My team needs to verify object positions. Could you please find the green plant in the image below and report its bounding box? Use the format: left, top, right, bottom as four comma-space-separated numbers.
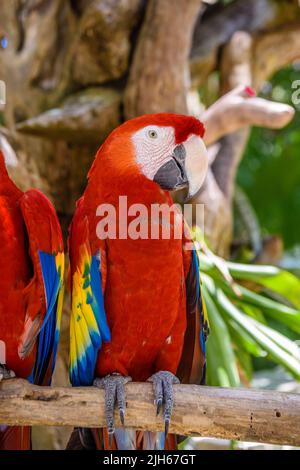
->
196, 239, 300, 387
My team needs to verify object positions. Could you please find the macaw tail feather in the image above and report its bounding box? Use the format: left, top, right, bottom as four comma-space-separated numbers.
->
66, 427, 178, 450
0, 426, 31, 450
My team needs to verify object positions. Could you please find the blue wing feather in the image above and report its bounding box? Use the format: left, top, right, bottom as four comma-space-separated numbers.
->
70, 250, 111, 387
191, 248, 206, 355
28, 251, 64, 384
177, 243, 208, 385
90, 256, 111, 342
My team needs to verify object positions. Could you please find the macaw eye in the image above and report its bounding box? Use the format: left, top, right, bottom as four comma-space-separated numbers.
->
148, 129, 158, 139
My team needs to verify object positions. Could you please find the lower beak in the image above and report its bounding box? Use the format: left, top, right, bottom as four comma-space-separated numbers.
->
153, 135, 208, 199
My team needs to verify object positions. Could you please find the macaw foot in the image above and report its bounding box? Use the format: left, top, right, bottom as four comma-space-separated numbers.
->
94, 373, 132, 447
148, 371, 180, 437
0, 364, 16, 382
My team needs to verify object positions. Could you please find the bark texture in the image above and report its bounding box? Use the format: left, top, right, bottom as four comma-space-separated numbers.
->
1, 379, 300, 446
124, 0, 203, 117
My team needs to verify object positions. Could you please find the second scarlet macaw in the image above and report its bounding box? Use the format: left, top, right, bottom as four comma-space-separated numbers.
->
0, 150, 64, 450
68, 113, 209, 450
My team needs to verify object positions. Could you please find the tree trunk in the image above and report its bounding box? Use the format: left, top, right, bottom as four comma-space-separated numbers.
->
124, 0, 203, 118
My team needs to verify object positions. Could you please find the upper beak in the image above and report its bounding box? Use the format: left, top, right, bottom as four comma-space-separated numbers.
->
153, 135, 208, 199
184, 134, 208, 199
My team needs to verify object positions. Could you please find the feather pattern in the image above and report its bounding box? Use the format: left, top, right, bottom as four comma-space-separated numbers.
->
191, 247, 209, 353
142, 431, 165, 450
177, 243, 209, 385
17, 189, 64, 385
28, 251, 64, 384
70, 244, 111, 386
66, 114, 209, 451
114, 428, 136, 450
0, 151, 64, 449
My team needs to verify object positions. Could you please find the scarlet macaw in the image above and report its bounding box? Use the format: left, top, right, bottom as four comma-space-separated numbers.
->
0, 150, 64, 450
68, 113, 209, 450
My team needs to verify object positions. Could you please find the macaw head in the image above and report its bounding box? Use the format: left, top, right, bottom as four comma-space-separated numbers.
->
93, 113, 208, 199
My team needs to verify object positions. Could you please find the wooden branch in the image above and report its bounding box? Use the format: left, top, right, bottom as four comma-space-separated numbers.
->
190, 0, 300, 87
253, 23, 300, 89
198, 82, 294, 256
191, 168, 231, 257
1, 379, 300, 446
202, 85, 295, 147
124, 0, 203, 118
0, 128, 50, 194
16, 88, 121, 143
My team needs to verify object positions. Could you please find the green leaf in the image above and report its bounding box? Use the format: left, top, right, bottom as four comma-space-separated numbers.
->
227, 319, 267, 358
202, 285, 240, 387
206, 335, 232, 387
199, 254, 279, 278
213, 276, 300, 334
247, 318, 300, 360
203, 275, 300, 380
223, 260, 280, 279
235, 301, 267, 324
235, 348, 253, 382
199, 253, 300, 309
257, 270, 300, 309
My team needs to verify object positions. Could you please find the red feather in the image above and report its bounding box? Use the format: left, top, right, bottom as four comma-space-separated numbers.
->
0, 150, 64, 449
68, 114, 206, 450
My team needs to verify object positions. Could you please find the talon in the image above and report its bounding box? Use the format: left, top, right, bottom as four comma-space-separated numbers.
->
0, 364, 15, 382
119, 408, 125, 426
94, 373, 132, 440
156, 398, 163, 416
148, 371, 179, 437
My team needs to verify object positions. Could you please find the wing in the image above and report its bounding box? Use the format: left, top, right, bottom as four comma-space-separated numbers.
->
18, 189, 64, 385
177, 237, 209, 385
69, 199, 111, 386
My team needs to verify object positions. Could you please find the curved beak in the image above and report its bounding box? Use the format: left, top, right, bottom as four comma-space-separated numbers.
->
153, 135, 208, 199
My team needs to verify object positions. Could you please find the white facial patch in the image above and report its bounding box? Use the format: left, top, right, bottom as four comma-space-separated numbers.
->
132, 125, 175, 180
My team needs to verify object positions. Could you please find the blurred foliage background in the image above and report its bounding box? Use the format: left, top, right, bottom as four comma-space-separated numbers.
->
238, 65, 300, 258
195, 62, 300, 446
195, 59, 300, 387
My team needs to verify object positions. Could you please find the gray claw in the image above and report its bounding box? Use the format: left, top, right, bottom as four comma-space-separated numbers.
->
119, 408, 125, 426
148, 371, 179, 437
94, 373, 132, 444
156, 398, 163, 416
0, 364, 15, 382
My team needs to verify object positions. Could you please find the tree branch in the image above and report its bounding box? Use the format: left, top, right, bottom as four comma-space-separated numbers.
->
202, 85, 295, 147
1, 379, 300, 446
15, 88, 121, 143
195, 27, 295, 256
190, 0, 300, 87
124, 0, 203, 118
253, 22, 300, 89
